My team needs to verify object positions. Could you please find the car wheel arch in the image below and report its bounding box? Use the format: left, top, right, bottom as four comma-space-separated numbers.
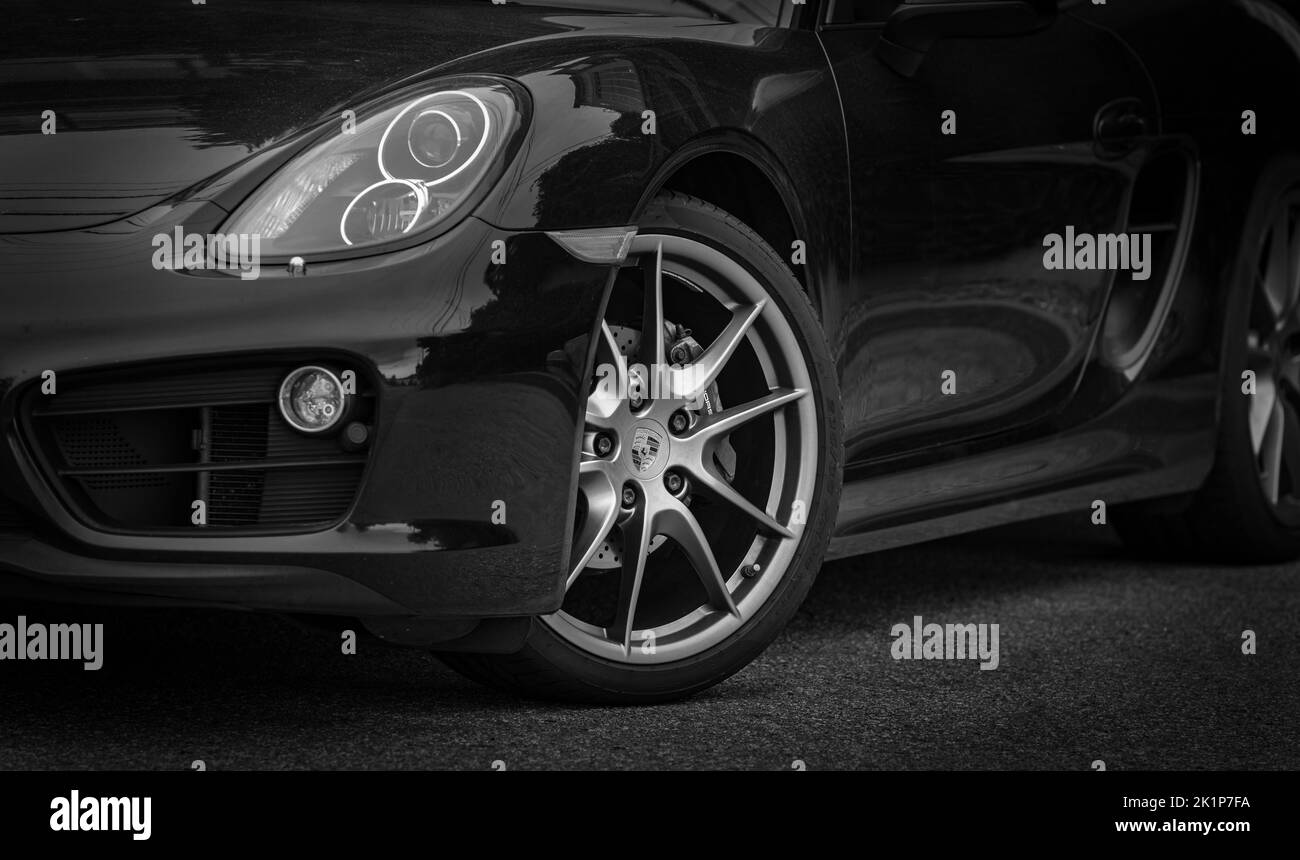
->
633, 134, 820, 314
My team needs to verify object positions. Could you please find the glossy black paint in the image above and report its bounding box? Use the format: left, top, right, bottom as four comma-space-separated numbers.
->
821, 14, 1147, 453
0, 0, 1297, 619
0, 203, 610, 615
828, 0, 1300, 554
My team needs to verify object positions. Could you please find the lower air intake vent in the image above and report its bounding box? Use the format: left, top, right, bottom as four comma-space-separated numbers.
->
22, 360, 374, 534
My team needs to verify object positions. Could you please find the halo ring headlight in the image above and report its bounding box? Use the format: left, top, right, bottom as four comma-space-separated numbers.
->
408, 109, 463, 169
377, 90, 492, 187
220, 78, 524, 257
339, 178, 427, 246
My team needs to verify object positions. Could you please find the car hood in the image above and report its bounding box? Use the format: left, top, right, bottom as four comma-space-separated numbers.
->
0, 0, 585, 233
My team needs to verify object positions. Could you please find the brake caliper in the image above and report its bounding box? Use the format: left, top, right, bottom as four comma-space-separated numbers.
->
667, 325, 736, 482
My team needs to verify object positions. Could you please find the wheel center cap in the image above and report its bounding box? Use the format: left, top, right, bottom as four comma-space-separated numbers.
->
625, 419, 670, 480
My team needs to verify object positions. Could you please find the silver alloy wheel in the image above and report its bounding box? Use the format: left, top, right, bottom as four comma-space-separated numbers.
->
1246, 188, 1300, 523
541, 232, 819, 663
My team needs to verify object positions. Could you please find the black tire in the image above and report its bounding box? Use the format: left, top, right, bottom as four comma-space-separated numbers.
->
1114, 156, 1300, 563
438, 192, 843, 703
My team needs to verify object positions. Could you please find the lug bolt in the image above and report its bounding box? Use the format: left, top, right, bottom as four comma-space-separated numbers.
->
629, 395, 645, 411
594, 433, 614, 457
622, 485, 637, 507
669, 410, 690, 434
664, 471, 684, 494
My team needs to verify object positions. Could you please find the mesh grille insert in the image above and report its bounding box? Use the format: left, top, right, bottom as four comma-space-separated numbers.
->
23, 363, 373, 534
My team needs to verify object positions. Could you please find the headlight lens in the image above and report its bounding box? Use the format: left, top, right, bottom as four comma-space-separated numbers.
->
224, 82, 522, 256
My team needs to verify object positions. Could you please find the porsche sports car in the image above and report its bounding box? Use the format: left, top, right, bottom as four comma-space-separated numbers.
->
2, 0, 1299, 703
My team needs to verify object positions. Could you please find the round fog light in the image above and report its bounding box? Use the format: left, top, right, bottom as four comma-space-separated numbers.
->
279, 366, 347, 434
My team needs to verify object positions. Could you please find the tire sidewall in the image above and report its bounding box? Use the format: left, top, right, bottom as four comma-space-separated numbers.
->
1211, 156, 1300, 552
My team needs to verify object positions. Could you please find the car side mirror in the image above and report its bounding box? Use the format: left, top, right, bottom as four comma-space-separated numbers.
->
878, 0, 1058, 77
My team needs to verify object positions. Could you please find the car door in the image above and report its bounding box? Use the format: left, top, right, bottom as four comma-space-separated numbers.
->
816, 0, 1159, 464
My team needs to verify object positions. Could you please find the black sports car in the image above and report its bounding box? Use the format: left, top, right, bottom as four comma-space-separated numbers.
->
2, 0, 1299, 702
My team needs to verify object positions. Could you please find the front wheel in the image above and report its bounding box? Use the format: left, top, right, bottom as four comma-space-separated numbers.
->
439, 192, 842, 703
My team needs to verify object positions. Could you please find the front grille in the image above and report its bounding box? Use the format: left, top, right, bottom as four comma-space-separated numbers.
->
22, 360, 373, 533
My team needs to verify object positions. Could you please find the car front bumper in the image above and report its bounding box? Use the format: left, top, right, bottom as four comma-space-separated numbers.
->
0, 204, 613, 618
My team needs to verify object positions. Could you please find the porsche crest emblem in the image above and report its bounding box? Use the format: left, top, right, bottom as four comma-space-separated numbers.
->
631, 427, 662, 473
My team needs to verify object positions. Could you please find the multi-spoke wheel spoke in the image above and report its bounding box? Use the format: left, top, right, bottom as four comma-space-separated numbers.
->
670, 300, 765, 401
1258, 398, 1300, 506
1250, 200, 1300, 511
641, 243, 666, 369
690, 465, 794, 538
1260, 399, 1285, 504
658, 497, 739, 618
568, 462, 619, 589
587, 322, 629, 424
609, 501, 654, 654
1249, 368, 1278, 453
689, 387, 806, 442
1261, 217, 1291, 320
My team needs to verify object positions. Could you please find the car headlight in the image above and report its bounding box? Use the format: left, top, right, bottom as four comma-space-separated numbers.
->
223, 79, 525, 257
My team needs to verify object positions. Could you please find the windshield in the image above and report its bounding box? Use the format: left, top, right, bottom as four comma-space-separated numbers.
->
506, 0, 782, 25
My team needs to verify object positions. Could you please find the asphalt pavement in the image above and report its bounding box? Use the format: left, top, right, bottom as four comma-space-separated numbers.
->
0, 515, 1295, 770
